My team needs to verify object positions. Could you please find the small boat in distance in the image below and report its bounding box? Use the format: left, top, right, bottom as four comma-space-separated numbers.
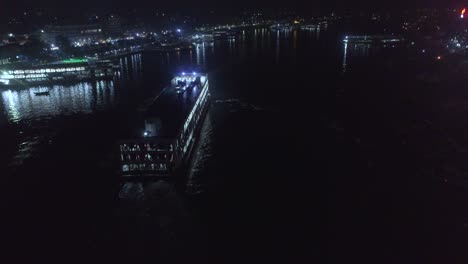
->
34, 88, 51, 96
34, 91, 50, 96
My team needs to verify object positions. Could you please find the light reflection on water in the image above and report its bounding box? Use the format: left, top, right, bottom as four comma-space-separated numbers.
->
0, 54, 144, 168
0, 27, 313, 125
1, 81, 116, 123
0, 27, 314, 172
0, 53, 146, 124
0, 80, 119, 167
343, 42, 348, 72
341, 42, 372, 73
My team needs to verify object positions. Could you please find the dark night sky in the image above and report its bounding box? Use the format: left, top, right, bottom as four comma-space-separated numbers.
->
0, 0, 464, 10
0, 0, 466, 18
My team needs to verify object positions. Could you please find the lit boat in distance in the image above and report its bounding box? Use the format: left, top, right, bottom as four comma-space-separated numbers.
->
0, 58, 118, 87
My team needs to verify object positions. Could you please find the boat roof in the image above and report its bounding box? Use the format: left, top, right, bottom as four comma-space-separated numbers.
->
143, 73, 208, 138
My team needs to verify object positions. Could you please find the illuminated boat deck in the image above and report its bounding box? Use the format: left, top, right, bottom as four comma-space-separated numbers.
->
142, 74, 208, 138
119, 73, 210, 178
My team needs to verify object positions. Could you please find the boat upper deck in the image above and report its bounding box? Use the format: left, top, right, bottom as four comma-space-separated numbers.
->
143, 73, 208, 139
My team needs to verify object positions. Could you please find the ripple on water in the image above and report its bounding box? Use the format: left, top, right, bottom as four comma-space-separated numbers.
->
215, 98, 278, 113
119, 182, 145, 201
9, 137, 42, 167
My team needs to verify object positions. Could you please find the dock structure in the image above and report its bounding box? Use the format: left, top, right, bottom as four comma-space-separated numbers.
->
119, 72, 210, 179
343, 35, 405, 45
0, 58, 117, 86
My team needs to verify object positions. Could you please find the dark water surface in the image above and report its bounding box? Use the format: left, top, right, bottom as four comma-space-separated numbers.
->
2, 26, 468, 263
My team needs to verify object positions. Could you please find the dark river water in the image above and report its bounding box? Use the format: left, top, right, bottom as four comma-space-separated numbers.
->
2, 26, 468, 263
